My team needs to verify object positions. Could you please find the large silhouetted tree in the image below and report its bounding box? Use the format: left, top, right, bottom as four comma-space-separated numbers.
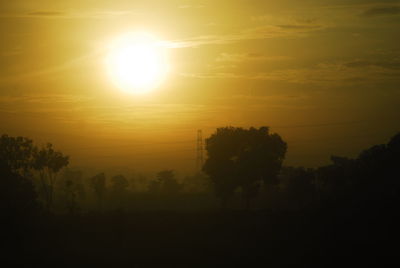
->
32, 143, 69, 210
203, 126, 287, 209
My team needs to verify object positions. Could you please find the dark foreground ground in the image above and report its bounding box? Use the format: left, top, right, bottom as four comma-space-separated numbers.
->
3, 200, 400, 267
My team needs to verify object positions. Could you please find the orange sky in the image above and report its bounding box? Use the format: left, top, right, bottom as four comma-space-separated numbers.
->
1, 0, 399, 174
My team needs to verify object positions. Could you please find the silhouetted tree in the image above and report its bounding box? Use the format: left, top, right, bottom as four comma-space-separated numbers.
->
156, 170, 182, 194
0, 135, 40, 251
203, 126, 287, 209
0, 134, 36, 177
387, 133, 400, 181
128, 176, 137, 192
148, 179, 161, 193
32, 143, 69, 210
90, 173, 106, 210
316, 156, 359, 204
110, 174, 129, 209
357, 135, 400, 201
60, 170, 85, 214
136, 173, 148, 192
0, 162, 39, 219
315, 132, 400, 208
111, 174, 129, 193
183, 172, 210, 192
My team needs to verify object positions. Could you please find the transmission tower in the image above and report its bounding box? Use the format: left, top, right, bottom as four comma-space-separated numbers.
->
196, 129, 204, 172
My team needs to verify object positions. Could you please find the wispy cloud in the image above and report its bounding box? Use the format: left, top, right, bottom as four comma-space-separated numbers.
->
0, 10, 133, 19
0, 46, 23, 57
27, 11, 66, 17
343, 59, 400, 70
216, 52, 291, 62
0, 49, 101, 84
166, 23, 326, 48
178, 4, 204, 9
181, 59, 400, 85
0, 94, 93, 106
361, 5, 400, 17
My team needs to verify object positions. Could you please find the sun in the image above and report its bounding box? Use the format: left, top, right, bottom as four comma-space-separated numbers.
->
106, 32, 169, 94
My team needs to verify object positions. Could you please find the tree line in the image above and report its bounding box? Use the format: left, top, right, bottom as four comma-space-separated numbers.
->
0, 135, 203, 213
1, 128, 399, 215
203, 127, 400, 210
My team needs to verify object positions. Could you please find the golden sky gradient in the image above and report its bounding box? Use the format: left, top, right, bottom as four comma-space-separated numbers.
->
1, 0, 399, 173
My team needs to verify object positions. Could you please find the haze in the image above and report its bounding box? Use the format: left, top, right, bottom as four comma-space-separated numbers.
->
1, 0, 399, 174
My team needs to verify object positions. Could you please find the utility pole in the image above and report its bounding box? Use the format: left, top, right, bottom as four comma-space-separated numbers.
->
196, 129, 204, 172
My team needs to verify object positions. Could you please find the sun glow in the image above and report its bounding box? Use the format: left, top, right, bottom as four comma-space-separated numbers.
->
106, 32, 169, 94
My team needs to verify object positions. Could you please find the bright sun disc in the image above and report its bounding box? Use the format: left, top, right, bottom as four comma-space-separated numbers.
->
106, 32, 169, 94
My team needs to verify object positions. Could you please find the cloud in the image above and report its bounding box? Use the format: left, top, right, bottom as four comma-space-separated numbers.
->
178, 5, 204, 9
180, 59, 400, 85
0, 10, 132, 19
361, 5, 400, 17
93, 11, 133, 17
0, 49, 101, 84
0, 47, 23, 57
344, 59, 400, 70
27, 11, 66, 17
274, 24, 320, 30
167, 23, 326, 48
216, 53, 291, 62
